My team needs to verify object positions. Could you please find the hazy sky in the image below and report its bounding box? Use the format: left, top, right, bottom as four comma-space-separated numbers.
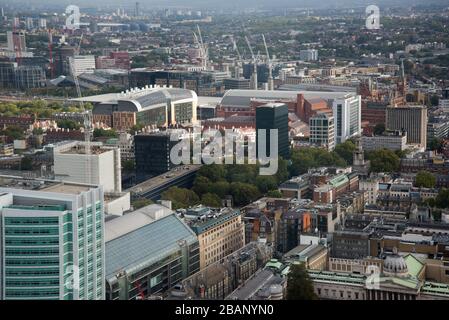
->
1, 0, 447, 9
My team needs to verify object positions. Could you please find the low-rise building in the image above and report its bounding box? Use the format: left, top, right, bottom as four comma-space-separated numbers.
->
188, 208, 245, 269
105, 205, 200, 300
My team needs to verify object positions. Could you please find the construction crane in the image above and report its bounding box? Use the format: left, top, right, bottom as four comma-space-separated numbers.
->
48, 29, 54, 78
69, 56, 93, 185
76, 33, 83, 55
262, 34, 274, 91
245, 35, 258, 90
231, 36, 243, 78
193, 25, 208, 71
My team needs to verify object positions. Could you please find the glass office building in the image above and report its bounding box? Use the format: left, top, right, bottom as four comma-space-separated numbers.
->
0, 179, 105, 300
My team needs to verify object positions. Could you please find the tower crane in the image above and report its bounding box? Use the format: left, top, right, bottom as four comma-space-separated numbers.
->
262, 34, 274, 91
69, 56, 93, 185
193, 25, 208, 71
231, 36, 243, 78
48, 29, 54, 78
245, 35, 257, 90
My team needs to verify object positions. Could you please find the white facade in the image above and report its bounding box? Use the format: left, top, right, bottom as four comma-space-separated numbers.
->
332, 94, 362, 144
72, 55, 96, 76
359, 179, 379, 205
54, 142, 121, 193
361, 133, 407, 152
300, 49, 318, 61
309, 113, 336, 151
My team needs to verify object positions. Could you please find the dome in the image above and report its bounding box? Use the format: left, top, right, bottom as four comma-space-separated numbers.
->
383, 253, 408, 277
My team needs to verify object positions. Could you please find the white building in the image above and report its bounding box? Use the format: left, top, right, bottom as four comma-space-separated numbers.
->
309, 113, 336, 151
361, 130, 408, 152
53, 141, 121, 193
39, 18, 47, 29
300, 49, 319, 61
0, 176, 105, 300
71, 55, 96, 76
332, 94, 362, 144
7, 31, 26, 53
359, 178, 380, 205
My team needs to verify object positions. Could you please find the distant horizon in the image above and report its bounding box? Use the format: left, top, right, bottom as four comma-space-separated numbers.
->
0, 0, 447, 10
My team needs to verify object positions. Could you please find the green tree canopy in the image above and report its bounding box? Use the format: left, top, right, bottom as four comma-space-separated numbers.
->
366, 149, 400, 173
201, 193, 222, 208
229, 182, 261, 207
122, 160, 135, 172
286, 263, 318, 300
132, 198, 153, 210
334, 140, 356, 165
415, 171, 436, 188
161, 187, 199, 210
266, 190, 283, 198
290, 147, 347, 176
255, 175, 278, 194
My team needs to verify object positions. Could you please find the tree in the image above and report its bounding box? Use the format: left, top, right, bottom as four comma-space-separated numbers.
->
229, 182, 261, 206
57, 119, 81, 130
193, 176, 212, 196
435, 189, 449, 209
93, 128, 118, 138
197, 164, 227, 182
415, 171, 436, 188
366, 149, 400, 173
161, 187, 199, 209
267, 190, 283, 198
373, 123, 386, 135
1, 126, 24, 140
256, 176, 278, 194
334, 140, 356, 165
209, 181, 230, 199
286, 263, 318, 300
132, 198, 153, 209
428, 138, 443, 151
201, 193, 222, 208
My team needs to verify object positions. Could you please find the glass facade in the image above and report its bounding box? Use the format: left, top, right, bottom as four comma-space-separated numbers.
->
1, 188, 105, 300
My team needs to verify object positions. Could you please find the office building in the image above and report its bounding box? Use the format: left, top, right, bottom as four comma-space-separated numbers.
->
386, 105, 427, 149
53, 141, 122, 193
300, 49, 319, 61
332, 94, 362, 144
223, 78, 251, 90
0, 61, 17, 89
38, 18, 47, 29
256, 103, 290, 159
188, 208, 245, 269
309, 113, 336, 151
70, 55, 96, 76
77, 86, 198, 128
7, 31, 26, 53
105, 204, 199, 300
15, 65, 46, 89
361, 130, 408, 152
134, 131, 184, 182
25, 17, 33, 30
0, 176, 105, 300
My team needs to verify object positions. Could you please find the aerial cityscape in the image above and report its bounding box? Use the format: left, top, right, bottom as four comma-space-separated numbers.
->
0, 0, 449, 307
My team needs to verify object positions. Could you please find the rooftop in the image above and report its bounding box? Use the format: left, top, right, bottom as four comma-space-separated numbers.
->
105, 213, 198, 282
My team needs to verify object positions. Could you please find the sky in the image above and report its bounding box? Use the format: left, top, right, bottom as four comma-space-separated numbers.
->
2, 0, 447, 9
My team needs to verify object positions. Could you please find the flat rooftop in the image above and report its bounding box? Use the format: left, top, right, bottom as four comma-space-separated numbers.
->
0, 175, 97, 195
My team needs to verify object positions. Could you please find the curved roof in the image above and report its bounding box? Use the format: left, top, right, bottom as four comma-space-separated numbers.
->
220, 89, 355, 108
